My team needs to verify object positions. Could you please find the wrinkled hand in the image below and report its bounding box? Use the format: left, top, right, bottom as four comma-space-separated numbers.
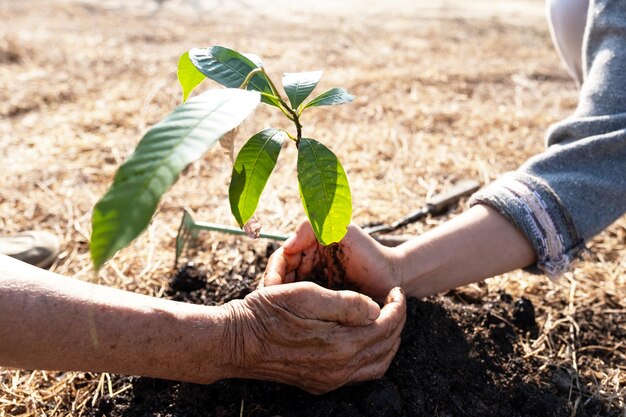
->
222, 281, 406, 394
263, 222, 401, 302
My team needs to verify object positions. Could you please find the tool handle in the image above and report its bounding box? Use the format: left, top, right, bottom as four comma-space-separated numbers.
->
426, 180, 480, 215
364, 208, 428, 235
365, 180, 481, 235
372, 234, 413, 247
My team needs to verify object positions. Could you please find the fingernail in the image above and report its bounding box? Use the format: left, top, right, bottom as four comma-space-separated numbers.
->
263, 272, 277, 287
283, 233, 296, 249
368, 302, 381, 320
393, 287, 404, 300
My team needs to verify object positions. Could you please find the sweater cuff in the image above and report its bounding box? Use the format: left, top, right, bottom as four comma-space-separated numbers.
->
469, 173, 585, 278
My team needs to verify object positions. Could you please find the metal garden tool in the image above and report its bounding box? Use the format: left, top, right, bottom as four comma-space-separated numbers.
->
175, 209, 289, 266
367, 179, 480, 247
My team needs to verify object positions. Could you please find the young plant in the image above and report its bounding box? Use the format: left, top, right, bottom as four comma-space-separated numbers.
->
90, 46, 354, 270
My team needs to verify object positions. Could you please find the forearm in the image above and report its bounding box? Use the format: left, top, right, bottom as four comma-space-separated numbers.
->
394, 205, 536, 298
468, 0, 626, 276
0, 254, 231, 384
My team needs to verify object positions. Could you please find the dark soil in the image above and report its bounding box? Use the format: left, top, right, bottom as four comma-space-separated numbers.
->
86, 247, 621, 417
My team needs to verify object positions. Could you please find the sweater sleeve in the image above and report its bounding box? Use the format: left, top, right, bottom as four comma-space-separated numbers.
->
469, 0, 626, 277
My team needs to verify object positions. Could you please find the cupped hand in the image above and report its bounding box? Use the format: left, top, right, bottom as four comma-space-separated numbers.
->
263, 221, 401, 302
222, 281, 406, 394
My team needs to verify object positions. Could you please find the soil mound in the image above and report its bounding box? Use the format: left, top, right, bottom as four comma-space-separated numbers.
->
87, 261, 614, 417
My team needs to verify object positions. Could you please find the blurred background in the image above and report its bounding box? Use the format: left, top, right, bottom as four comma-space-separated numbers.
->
0, 0, 623, 415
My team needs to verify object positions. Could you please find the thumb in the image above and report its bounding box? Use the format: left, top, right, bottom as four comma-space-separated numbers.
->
262, 247, 288, 287
283, 221, 317, 254
276, 282, 380, 326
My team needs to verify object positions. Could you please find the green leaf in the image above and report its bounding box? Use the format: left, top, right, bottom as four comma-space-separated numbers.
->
229, 128, 284, 227
297, 138, 352, 245
188, 46, 279, 107
242, 53, 263, 67
177, 51, 206, 102
302, 88, 355, 110
90, 89, 261, 270
282, 70, 323, 110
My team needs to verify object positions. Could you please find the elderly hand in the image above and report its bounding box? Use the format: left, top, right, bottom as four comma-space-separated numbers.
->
222, 281, 406, 394
263, 221, 401, 302
0, 254, 403, 393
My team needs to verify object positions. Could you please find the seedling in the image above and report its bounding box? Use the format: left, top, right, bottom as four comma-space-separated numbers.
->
90, 46, 354, 270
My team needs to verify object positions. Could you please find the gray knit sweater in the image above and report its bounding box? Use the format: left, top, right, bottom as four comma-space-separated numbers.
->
470, 0, 626, 276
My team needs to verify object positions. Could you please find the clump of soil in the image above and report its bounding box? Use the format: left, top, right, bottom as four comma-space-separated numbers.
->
300, 243, 348, 290
87, 254, 619, 417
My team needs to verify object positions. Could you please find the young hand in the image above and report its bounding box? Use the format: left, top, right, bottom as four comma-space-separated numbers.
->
262, 221, 401, 302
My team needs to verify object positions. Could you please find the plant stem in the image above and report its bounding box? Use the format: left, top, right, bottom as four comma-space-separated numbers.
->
239, 68, 264, 90
292, 112, 303, 143
241, 70, 295, 121
265, 96, 295, 121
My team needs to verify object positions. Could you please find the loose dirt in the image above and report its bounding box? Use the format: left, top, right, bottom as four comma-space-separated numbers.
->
86, 259, 620, 417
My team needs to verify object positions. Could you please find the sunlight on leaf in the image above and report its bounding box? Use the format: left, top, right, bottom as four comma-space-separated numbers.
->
189, 46, 279, 107
302, 87, 355, 110
177, 51, 207, 102
282, 70, 323, 110
229, 128, 284, 227
297, 138, 351, 245
90, 89, 260, 270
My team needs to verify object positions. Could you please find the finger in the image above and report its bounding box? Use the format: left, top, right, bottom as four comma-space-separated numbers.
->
263, 247, 289, 287
263, 248, 303, 287
294, 245, 320, 279
346, 296, 405, 365
384, 287, 406, 309
271, 281, 380, 326
348, 337, 402, 384
326, 308, 403, 388
373, 287, 407, 339
283, 221, 318, 254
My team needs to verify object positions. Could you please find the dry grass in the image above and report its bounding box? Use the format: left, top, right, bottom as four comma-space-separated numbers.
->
0, 0, 624, 415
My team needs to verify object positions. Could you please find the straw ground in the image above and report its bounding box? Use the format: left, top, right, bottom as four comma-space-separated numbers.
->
0, 0, 624, 415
